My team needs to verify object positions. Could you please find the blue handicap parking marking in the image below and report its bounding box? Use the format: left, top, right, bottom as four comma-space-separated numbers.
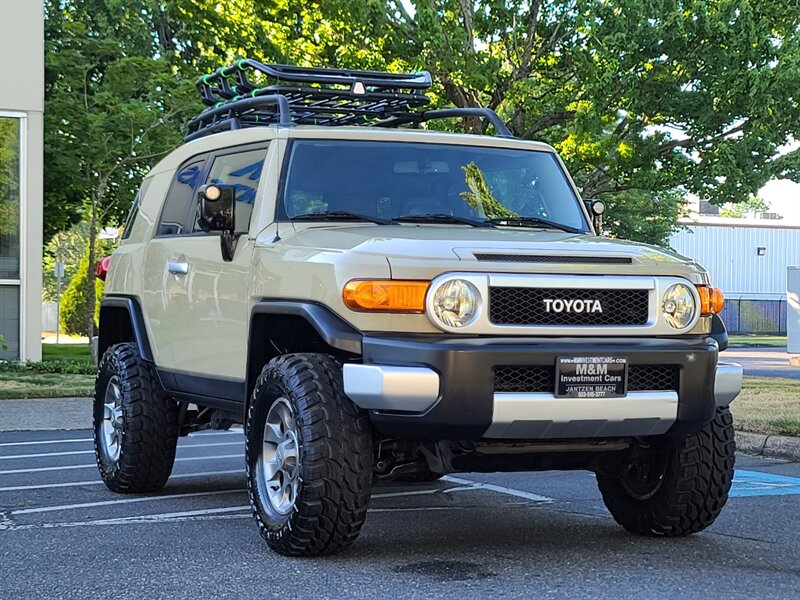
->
730, 469, 800, 498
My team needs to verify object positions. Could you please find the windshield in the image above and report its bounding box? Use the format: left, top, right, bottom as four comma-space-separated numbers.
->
279, 140, 589, 231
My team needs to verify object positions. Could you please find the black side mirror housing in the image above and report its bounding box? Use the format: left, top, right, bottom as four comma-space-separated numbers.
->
197, 184, 236, 233
583, 199, 606, 234
197, 184, 239, 261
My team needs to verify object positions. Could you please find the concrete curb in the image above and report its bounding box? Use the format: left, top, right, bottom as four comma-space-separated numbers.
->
736, 430, 800, 462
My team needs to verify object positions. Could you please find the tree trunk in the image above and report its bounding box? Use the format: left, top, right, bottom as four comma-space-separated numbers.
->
86, 200, 98, 339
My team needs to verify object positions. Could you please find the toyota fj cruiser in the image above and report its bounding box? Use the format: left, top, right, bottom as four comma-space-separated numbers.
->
94, 62, 742, 556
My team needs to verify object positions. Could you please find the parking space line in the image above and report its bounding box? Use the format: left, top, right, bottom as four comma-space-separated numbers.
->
0, 442, 242, 461
442, 475, 553, 503
0, 453, 242, 475
10, 489, 245, 515
731, 470, 800, 497
0, 438, 91, 447
0, 450, 93, 460
2, 505, 252, 531
0, 469, 244, 492
0, 433, 243, 449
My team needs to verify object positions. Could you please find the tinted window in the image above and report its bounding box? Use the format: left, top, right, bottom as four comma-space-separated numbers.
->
281, 141, 587, 231
192, 148, 268, 233
158, 159, 205, 236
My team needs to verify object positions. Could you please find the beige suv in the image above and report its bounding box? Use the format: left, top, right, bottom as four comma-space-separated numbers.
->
93, 62, 742, 556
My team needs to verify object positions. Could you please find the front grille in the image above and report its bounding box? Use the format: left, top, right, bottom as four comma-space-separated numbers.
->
474, 254, 632, 265
627, 366, 679, 392
494, 365, 679, 393
489, 287, 649, 326
494, 366, 554, 392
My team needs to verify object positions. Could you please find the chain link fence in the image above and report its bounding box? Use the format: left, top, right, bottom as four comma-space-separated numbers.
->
719, 298, 787, 335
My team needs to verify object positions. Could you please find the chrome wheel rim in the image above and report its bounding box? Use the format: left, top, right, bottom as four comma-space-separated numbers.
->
100, 376, 124, 463
257, 397, 300, 515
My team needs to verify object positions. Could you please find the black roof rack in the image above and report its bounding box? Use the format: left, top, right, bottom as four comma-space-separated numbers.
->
185, 61, 513, 141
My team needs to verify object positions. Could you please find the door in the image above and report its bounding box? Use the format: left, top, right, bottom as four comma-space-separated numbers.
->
143, 144, 269, 394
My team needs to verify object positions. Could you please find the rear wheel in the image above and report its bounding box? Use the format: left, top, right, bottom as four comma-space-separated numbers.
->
596, 406, 735, 536
246, 353, 373, 556
93, 343, 179, 493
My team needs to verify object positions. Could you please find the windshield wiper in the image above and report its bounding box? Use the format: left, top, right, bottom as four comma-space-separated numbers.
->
486, 215, 582, 234
291, 211, 391, 225
393, 213, 493, 227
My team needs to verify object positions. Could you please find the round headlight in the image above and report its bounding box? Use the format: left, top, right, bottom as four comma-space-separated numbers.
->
662, 283, 696, 329
430, 279, 480, 328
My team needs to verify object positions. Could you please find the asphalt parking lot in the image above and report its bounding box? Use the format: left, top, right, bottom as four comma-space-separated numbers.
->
1, 428, 799, 599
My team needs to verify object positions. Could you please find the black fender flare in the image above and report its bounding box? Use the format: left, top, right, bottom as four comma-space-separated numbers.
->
249, 300, 363, 355
245, 301, 363, 402
98, 295, 154, 362
710, 314, 729, 352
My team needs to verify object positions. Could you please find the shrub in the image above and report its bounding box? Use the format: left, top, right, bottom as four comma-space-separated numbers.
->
60, 246, 104, 336
0, 359, 96, 375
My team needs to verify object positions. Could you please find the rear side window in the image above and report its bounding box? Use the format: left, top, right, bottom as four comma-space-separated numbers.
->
192, 147, 268, 232
122, 178, 152, 240
158, 159, 206, 236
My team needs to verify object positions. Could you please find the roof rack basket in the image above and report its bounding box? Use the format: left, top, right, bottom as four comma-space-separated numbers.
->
185, 61, 512, 141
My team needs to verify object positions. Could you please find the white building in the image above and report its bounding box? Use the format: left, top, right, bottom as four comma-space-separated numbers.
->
670, 217, 800, 334
0, 0, 44, 361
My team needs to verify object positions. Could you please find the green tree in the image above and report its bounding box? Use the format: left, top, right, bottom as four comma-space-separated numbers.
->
322, 0, 799, 239
602, 189, 688, 247
719, 196, 770, 218
42, 222, 96, 302
60, 244, 104, 336
41, 0, 800, 254
44, 0, 200, 336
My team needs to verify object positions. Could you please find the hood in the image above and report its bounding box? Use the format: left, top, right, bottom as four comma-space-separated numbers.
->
279, 224, 706, 281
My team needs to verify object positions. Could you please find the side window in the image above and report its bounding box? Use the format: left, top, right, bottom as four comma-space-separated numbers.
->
193, 147, 268, 232
158, 159, 206, 236
121, 178, 152, 241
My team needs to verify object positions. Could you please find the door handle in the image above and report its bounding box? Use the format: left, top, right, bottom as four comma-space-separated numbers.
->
167, 261, 189, 275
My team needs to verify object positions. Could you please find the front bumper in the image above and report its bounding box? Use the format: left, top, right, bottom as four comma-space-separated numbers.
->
343, 335, 742, 441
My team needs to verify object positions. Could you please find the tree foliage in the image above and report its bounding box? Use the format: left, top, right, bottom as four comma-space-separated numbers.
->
44, 0, 201, 335
343, 1, 800, 202
42, 221, 96, 302
42, 0, 800, 250
60, 244, 103, 336
719, 196, 769, 218
602, 189, 688, 247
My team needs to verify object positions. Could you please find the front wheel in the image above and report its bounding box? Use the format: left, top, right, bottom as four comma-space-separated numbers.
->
596, 406, 735, 537
245, 354, 373, 556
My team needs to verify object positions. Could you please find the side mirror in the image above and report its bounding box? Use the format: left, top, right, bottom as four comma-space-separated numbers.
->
584, 199, 606, 234
197, 184, 235, 233
197, 184, 239, 261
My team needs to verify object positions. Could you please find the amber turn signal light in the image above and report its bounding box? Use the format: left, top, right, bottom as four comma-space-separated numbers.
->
343, 280, 430, 312
697, 285, 724, 315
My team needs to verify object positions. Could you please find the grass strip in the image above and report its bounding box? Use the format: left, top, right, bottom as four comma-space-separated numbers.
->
0, 372, 95, 400
728, 335, 787, 348
732, 377, 800, 437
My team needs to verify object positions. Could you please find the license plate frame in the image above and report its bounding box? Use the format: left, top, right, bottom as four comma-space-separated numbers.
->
555, 356, 628, 399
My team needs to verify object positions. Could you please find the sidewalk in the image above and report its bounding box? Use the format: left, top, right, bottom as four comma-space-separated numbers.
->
0, 397, 91, 431
722, 347, 800, 380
